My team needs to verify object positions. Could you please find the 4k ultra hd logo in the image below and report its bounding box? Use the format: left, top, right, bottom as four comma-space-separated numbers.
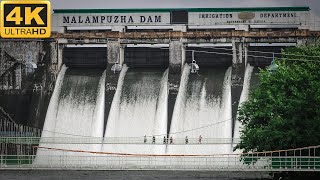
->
0, 0, 51, 38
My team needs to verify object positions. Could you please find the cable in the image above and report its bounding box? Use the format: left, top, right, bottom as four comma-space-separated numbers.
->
185, 48, 320, 62
191, 46, 320, 59
146, 118, 233, 138
41, 129, 98, 138
187, 48, 320, 62
168, 118, 232, 136
125, 39, 320, 59
219, 46, 320, 59
36, 144, 320, 157
0, 106, 15, 124
135, 45, 320, 62
186, 49, 234, 56
39, 117, 233, 138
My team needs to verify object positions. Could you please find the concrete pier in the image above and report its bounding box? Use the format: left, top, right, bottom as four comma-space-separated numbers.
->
168, 41, 184, 135
231, 40, 246, 137
105, 41, 123, 133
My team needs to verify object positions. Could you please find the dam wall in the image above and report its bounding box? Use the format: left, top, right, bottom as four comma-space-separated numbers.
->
0, 40, 57, 128
0, 36, 298, 132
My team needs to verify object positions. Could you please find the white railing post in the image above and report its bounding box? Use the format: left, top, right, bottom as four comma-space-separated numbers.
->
0, 154, 3, 168
308, 148, 311, 169
314, 147, 316, 170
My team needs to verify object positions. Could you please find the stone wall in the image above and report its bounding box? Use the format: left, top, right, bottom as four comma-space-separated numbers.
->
0, 40, 57, 129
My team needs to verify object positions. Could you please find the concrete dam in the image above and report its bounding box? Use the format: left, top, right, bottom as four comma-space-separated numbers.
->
36, 43, 263, 157
28, 43, 259, 167
1, 6, 320, 169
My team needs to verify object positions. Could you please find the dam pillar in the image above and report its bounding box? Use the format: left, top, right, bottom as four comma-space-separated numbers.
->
49, 41, 61, 79
57, 44, 63, 69
105, 41, 122, 131
56, 38, 67, 71
181, 44, 186, 72
119, 45, 125, 65
231, 39, 245, 137
168, 41, 183, 135
169, 41, 183, 74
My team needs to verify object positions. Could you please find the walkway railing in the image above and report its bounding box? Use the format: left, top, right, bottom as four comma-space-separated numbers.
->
1, 134, 320, 171
0, 119, 41, 137
1, 154, 320, 171
0, 119, 41, 155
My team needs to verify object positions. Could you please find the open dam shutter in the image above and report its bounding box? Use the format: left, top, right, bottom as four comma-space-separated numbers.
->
125, 47, 169, 68
63, 47, 107, 68
170, 10, 188, 24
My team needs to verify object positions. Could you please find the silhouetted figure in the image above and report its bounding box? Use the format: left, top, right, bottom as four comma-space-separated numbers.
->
169, 136, 173, 144
144, 135, 147, 143
163, 136, 167, 144
185, 136, 188, 144
152, 136, 155, 144
198, 135, 202, 144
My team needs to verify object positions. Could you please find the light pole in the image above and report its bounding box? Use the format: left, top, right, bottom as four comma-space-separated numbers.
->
190, 50, 199, 74
268, 52, 278, 73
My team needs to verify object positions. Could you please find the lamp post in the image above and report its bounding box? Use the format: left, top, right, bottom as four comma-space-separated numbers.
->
268, 52, 278, 73
111, 53, 122, 74
190, 50, 199, 74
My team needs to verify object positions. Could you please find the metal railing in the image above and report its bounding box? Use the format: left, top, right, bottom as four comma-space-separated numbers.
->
0, 119, 41, 137
1, 134, 320, 171
0, 120, 41, 155
1, 154, 320, 171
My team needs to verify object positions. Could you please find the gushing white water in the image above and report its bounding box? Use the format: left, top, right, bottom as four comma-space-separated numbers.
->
233, 64, 254, 140
169, 65, 190, 138
35, 67, 106, 164
38, 65, 67, 139
103, 68, 168, 154
155, 69, 169, 142
168, 65, 232, 154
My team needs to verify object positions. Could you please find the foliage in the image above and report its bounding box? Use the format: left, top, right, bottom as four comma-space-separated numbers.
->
235, 45, 320, 153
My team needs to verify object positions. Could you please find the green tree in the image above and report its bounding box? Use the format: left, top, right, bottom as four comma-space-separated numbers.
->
235, 46, 320, 153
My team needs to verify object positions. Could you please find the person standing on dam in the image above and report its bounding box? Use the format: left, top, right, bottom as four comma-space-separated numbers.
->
152, 136, 155, 144
169, 136, 173, 144
198, 135, 202, 144
163, 136, 167, 144
185, 136, 188, 144
144, 135, 147, 143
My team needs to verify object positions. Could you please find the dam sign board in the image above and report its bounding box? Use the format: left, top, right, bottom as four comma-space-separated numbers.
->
52, 8, 310, 28
54, 13, 171, 26
189, 11, 309, 25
